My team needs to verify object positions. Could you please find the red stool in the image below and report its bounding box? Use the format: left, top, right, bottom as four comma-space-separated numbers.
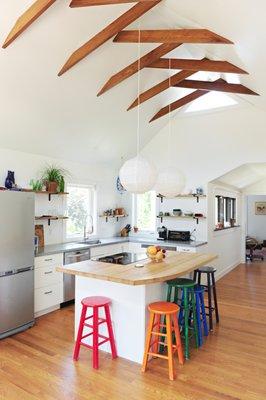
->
73, 296, 117, 369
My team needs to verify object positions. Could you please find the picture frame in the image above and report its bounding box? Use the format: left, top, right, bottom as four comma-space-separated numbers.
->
255, 202, 266, 215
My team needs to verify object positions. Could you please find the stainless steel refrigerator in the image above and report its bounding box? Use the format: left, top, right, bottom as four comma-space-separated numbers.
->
0, 191, 35, 339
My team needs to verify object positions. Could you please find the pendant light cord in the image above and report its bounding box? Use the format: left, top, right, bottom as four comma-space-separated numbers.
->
167, 57, 171, 165
137, 19, 141, 157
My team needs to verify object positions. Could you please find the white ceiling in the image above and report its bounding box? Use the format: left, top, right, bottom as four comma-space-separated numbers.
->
0, 0, 265, 165
212, 163, 266, 190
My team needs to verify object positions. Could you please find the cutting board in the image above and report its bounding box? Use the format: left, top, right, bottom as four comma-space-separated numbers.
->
35, 224, 44, 247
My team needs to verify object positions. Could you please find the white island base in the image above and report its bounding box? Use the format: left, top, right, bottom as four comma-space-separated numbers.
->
75, 276, 166, 364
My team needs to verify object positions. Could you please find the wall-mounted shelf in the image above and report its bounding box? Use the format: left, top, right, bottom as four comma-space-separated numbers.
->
35, 216, 68, 226
22, 189, 68, 201
100, 214, 128, 223
157, 194, 206, 204
157, 215, 206, 224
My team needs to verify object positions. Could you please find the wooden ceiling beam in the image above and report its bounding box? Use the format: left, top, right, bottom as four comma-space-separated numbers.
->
58, 1, 160, 76
127, 68, 198, 110
149, 89, 209, 122
149, 58, 248, 74
97, 43, 180, 96
70, 0, 155, 6
2, 0, 56, 48
114, 29, 233, 44
173, 79, 259, 95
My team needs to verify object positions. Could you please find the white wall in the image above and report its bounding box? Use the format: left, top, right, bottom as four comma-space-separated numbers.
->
0, 148, 128, 245
247, 195, 266, 241
207, 183, 242, 278
138, 106, 266, 277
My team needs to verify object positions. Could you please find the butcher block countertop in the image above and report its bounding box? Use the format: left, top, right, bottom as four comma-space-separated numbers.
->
57, 252, 217, 286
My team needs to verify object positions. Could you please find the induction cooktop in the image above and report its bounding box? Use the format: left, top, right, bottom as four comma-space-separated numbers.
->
93, 252, 147, 265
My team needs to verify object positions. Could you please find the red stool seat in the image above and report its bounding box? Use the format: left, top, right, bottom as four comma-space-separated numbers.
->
81, 296, 111, 307
73, 296, 117, 369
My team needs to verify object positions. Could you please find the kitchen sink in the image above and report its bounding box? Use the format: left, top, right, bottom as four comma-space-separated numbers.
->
78, 239, 101, 245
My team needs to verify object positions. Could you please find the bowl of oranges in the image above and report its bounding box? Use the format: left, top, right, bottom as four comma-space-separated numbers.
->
146, 245, 166, 263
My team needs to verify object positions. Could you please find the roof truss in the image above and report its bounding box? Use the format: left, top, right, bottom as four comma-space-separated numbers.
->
58, 1, 161, 76
70, 0, 155, 6
113, 29, 233, 44
174, 79, 258, 95
148, 58, 247, 74
2, 0, 56, 48
97, 43, 180, 96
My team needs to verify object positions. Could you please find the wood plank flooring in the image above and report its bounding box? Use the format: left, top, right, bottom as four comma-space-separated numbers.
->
0, 263, 266, 400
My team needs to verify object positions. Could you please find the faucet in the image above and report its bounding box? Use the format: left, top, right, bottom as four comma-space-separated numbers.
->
84, 215, 94, 241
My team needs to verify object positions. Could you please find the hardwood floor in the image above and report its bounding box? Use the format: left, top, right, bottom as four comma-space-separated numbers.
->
1, 263, 266, 400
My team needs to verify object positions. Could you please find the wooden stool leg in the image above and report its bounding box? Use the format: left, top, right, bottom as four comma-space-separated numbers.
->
183, 288, 190, 360
207, 273, 213, 331
197, 272, 202, 286
195, 292, 202, 347
142, 312, 155, 372
92, 306, 99, 369
104, 305, 117, 359
191, 290, 199, 348
166, 314, 175, 381
160, 286, 172, 354
152, 314, 161, 355
211, 272, 220, 323
73, 304, 87, 361
172, 314, 184, 365
199, 291, 209, 336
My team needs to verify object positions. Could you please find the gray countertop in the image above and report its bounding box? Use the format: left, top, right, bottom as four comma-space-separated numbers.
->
35, 237, 207, 257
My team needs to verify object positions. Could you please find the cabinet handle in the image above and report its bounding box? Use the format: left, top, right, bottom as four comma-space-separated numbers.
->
45, 258, 53, 262
44, 271, 53, 275
44, 290, 53, 295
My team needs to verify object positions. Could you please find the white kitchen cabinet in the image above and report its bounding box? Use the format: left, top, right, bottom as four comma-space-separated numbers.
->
34, 253, 63, 317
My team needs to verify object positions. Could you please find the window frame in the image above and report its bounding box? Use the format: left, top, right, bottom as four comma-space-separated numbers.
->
215, 195, 236, 228
132, 191, 156, 234
65, 183, 97, 240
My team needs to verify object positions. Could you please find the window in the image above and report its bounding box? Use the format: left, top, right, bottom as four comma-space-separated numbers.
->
215, 195, 236, 228
66, 184, 95, 238
133, 191, 156, 233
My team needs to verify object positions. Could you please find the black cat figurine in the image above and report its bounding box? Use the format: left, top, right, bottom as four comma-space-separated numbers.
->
5, 171, 15, 189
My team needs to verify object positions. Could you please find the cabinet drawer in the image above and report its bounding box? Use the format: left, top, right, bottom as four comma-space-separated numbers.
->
90, 244, 123, 257
35, 266, 63, 289
34, 283, 63, 313
35, 253, 63, 269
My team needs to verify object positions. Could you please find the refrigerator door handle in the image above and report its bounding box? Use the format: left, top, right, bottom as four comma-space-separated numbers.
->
0, 266, 34, 277
16, 266, 34, 274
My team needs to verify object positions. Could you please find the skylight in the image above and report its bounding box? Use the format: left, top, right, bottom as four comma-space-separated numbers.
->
185, 91, 238, 113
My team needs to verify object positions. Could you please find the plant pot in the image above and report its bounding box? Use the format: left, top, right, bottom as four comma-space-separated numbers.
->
46, 181, 58, 192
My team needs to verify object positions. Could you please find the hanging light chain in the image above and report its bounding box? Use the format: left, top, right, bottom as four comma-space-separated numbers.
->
136, 19, 141, 157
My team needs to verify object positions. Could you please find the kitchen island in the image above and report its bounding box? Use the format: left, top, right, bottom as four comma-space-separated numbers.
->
57, 252, 217, 363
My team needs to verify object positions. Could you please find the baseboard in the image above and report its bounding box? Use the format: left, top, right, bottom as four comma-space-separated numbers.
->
34, 304, 60, 318
215, 260, 240, 281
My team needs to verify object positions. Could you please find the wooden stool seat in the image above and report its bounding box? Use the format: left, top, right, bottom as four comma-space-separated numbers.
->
81, 296, 111, 307
193, 267, 219, 331
196, 266, 217, 273
142, 301, 184, 381
167, 277, 195, 288
148, 301, 178, 314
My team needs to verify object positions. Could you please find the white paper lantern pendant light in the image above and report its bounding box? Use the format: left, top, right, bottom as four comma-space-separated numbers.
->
154, 58, 186, 198
119, 21, 157, 194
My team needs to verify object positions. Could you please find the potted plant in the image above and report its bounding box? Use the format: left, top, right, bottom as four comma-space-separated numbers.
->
41, 165, 68, 193
29, 179, 43, 192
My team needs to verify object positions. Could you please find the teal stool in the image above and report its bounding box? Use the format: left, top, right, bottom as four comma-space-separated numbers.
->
166, 278, 199, 359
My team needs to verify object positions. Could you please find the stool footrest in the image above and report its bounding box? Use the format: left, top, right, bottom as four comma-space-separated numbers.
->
148, 352, 168, 360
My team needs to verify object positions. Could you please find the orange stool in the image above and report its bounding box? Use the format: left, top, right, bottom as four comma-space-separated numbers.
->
142, 301, 184, 380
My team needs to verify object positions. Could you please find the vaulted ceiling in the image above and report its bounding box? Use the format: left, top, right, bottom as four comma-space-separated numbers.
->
0, 0, 264, 165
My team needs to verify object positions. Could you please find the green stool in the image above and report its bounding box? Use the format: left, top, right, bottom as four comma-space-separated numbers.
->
166, 278, 199, 359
